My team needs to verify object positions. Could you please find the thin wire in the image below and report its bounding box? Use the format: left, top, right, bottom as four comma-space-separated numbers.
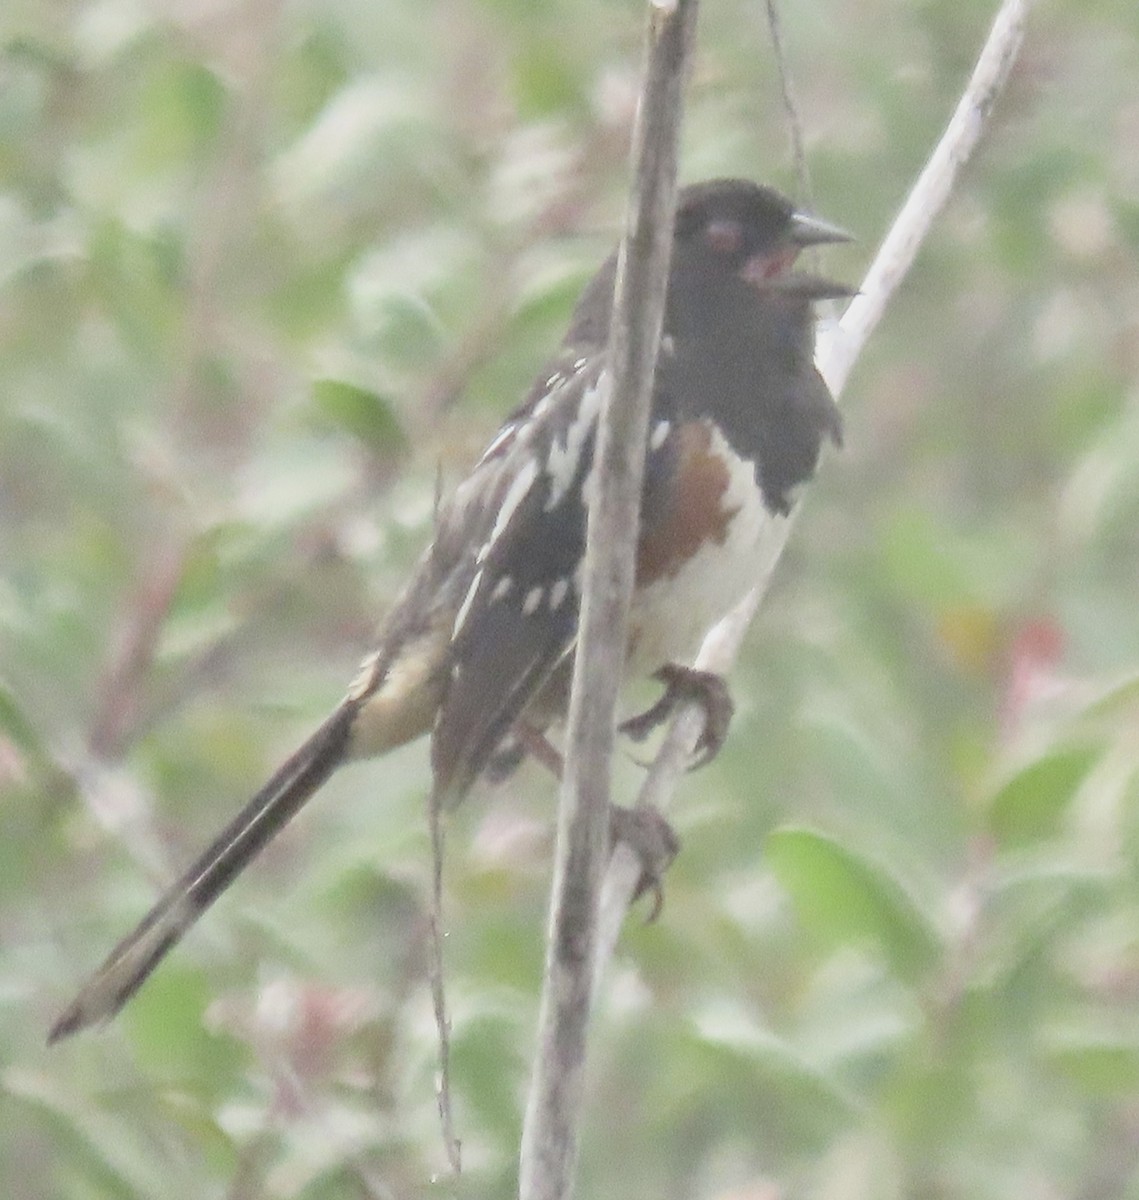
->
763, 0, 814, 212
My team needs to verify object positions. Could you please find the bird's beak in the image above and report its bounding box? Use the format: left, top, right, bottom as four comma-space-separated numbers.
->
788, 211, 854, 248
739, 207, 855, 299
762, 273, 858, 301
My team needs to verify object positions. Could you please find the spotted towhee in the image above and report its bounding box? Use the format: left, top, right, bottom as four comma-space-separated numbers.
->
50, 178, 851, 1042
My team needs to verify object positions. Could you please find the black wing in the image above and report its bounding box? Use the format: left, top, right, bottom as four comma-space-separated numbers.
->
430, 357, 605, 807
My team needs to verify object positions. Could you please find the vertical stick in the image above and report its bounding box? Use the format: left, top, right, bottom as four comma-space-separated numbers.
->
518, 3, 700, 1198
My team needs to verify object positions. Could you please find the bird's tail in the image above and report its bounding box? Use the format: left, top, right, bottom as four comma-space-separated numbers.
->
48, 702, 358, 1043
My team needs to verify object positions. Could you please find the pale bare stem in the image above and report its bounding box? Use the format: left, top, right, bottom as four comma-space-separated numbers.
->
594, 0, 1037, 988
819, 0, 1035, 396
518, 3, 700, 1199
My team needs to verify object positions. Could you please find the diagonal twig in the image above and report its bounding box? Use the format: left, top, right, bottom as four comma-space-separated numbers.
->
593, 0, 1037, 988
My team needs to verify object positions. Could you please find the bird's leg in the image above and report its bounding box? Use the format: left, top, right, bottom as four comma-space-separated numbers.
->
619, 663, 735, 769
503, 721, 680, 918
512, 721, 565, 780
504, 723, 680, 919
609, 804, 681, 921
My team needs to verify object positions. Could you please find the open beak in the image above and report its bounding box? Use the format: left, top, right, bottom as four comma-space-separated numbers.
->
760, 272, 857, 301
740, 208, 855, 300
788, 210, 854, 248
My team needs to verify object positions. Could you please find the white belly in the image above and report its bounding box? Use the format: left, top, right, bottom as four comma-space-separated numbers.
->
628, 426, 791, 674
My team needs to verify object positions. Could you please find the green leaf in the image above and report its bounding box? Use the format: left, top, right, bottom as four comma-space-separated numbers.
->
272, 75, 434, 223
4, 1066, 202, 1198
987, 745, 1099, 848
1081, 668, 1139, 721
878, 508, 976, 609
1042, 1023, 1139, 1095
766, 827, 941, 984
672, 1002, 859, 1151
0, 679, 41, 754
124, 963, 242, 1089
981, 859, 1111, 998
452, 1011, 529, 1136
311, 378, 407, 457
137, 61, 226, 167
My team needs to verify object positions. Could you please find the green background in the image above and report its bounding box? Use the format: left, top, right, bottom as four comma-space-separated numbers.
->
4, 0, 1139, 1196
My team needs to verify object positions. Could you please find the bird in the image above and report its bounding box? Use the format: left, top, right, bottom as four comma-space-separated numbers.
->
49, 178, 852, 1043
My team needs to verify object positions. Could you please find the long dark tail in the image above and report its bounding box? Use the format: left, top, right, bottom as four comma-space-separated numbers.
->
48, 702, 358, 1043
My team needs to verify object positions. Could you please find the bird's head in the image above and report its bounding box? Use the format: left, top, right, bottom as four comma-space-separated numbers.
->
672, 178, 854, 304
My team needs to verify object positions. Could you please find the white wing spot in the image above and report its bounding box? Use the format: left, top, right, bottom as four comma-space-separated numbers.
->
478, 421, 517, 464
523, 586, 544, 616
660, 334, 675, 357
479, 458, 539, 564
544, 374, 604, 512
491, 576, 513, 602
650, 420, 671, 451
573, 357, 587, 370
453, 568, 484, 636
347, 651, 381, 701
549, 578, 569, 611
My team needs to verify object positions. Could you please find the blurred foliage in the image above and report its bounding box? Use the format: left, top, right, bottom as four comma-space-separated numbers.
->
3, 0, 1139, 1197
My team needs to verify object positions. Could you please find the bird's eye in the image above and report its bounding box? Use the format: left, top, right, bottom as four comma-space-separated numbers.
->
704, 218, 743, 256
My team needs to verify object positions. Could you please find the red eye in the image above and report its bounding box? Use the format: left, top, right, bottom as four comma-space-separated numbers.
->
704, 218, 743, 255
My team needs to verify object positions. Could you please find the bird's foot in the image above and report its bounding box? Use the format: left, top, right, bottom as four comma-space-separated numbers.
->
619, 663, 734, 769
482, 736, 527, 783
485, 721, 564, 784
513, 722, 564, 779
609, 803, 681, 922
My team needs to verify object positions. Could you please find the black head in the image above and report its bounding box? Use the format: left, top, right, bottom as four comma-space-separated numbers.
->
563, 179, 851, 350
661, 180, 849, 510
671, 178, 853, 303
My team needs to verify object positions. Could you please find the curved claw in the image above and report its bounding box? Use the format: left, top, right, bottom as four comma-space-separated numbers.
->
609, 804, 681, 921
619, 664, 735, 770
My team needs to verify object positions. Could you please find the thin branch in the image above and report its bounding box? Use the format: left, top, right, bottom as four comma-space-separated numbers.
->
518, 3, 700, 1199
428, 812, 462, 1174
72, 2, 287, 870
762, 0, 814, 213
593, 0, 1037, 986
818, 0, 1034, 397
86, 541, 190, 761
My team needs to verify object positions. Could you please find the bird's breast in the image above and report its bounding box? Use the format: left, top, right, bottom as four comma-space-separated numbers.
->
629, 418, 790, 674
